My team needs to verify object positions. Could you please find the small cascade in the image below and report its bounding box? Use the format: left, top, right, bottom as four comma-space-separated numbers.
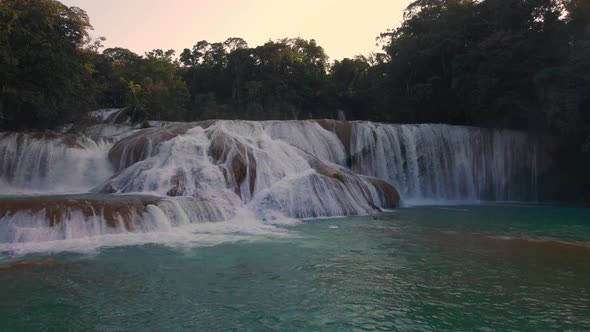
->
0, 132, 114, 193
89, 108, 127, 124
265, 121, 347, 165
0, 195, 241, 244
97, 121, 395, 219
83, 124, 138, 141
97, 126, 223, 196
347, 123, 538, 201
0, 195, 161, 243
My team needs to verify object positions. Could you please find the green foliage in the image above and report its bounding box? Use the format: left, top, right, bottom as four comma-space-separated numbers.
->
0, 0, 96, 129
94, 47, 189, 121
374, 0, 589, 131
1, 0, 589, 199
179, 37, 333, 120
375, 0, 590, 200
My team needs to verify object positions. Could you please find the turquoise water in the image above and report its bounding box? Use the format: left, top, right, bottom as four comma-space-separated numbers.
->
1, 203, 589, 331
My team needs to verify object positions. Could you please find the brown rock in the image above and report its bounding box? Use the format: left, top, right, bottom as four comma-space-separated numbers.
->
0, 196, 160, 230
363, 176, 401, 208
0, 259, 55, 271
108, 121, 216, 171
307, 155, 400, 210
208, 133, 257, 197
307, 157, 347, 183
313, 119, 352, 157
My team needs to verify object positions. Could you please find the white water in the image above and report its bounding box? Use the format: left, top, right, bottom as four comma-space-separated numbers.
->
349, 123, 538, 201
0, 120, 539, 251
88, 108, 126, 124
0, 133, 114, 194
0, 207, 294, 256
265, 121, 347, 165
94, 122, 388, 218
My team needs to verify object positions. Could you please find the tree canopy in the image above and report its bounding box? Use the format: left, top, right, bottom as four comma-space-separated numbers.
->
0, 0, 589, 199
0, 0, 95, 129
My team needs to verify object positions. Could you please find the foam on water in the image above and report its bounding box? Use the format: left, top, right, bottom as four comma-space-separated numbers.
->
0, 207, 295, 256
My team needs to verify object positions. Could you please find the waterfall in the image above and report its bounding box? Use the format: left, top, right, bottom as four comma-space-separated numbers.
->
0, 119, 539, 248
347, 122, 538, 201
0, 132, 114, 194
89, 108, 127, 124
94, 121, 394, 219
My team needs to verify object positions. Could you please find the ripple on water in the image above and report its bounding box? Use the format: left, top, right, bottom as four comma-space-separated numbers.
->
0, 204, 589, 330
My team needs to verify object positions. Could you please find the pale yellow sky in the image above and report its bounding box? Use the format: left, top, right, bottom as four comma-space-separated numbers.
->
60, 0, 411, 60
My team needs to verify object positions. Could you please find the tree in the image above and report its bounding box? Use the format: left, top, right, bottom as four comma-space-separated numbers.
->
0, 0, 96, 130
330, 57, 370, 118
374, 0, 590, 200
93, 48, 189, 121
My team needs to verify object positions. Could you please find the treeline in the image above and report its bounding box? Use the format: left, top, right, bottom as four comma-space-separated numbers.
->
0, 0, 589, 198
377, 0, 590, 200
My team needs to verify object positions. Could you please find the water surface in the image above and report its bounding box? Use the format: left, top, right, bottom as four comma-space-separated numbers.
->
1, 203, 589, 331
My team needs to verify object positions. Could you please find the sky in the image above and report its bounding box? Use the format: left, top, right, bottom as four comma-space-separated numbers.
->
60, 0, 411, 61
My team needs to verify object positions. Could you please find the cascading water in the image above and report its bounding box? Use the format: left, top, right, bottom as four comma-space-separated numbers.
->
265, 121, 347, 165
0, 119, 540, 251
95, 121, 395, 219
347, 122, 538, 201
0, 132, 114, 194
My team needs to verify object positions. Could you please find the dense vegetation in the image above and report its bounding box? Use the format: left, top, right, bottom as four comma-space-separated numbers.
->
0, 0, 589, 200
0, 0, 96, 129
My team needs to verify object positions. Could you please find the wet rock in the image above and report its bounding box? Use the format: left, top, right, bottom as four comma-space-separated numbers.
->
0, 196, 160, 230
208, 132, 257, 197
0, 259, 55, 271
363, 176, 401, 208
313, 119, 352, 157
307, 156, 400, 210
108, 121, 215, 171
307, 157, 347, 182
166, 173, 183, 197
0, 132, 87, 150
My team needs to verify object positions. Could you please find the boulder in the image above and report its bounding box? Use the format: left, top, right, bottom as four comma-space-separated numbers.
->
363, 176, 401, 208
307, 156, 400, 209
313, 119, 352, 157
208, 132, 257, 197
108, 121, 215, 171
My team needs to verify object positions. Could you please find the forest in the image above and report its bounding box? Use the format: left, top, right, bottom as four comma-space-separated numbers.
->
0, 0, 589, 200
